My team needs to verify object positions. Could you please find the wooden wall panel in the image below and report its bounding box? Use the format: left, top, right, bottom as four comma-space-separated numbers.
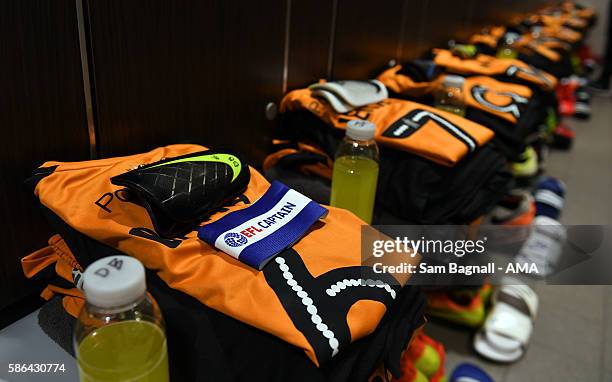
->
0, 0, 90, 318
332, 0, 405, 79
419, 0, 476, 54
286, 0, 335, 90
399, 0, 429, 62
470, 0, 555, 31
86, 0, 287, 164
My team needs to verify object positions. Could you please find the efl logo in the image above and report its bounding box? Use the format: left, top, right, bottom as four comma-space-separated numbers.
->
224, 232, 248, 247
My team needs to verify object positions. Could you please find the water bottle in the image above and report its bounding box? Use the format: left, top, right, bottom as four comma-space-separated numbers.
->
74, 256, 169, 382
330, 119, 379, 224
496, 32, 519, 59
434, 75, 466, 117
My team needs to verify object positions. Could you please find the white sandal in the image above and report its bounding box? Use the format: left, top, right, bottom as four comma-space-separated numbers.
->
516, 215, 567, 277
473, 281, 538, 363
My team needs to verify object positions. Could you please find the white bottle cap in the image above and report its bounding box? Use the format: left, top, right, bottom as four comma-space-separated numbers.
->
346, 119, 376, 141
505, 32, 520, 43
443, 75, 465, 89
82, 256, 146, 308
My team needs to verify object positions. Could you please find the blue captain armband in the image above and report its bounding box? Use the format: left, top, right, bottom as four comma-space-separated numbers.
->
198, 181, 328, 270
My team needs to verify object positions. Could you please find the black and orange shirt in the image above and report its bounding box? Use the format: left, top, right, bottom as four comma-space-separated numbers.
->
518, 36, 562, 62
433, 49, 558, 91
540, 14, 588, 33
538, 24, 582, 43
470, 31, 563, 62
462, 75, 533, 125
31, 144, 420, 366
378, 65, 533, 125
280, 88, 494, 167
469, 26, 506, 49
22, 234, 85, 317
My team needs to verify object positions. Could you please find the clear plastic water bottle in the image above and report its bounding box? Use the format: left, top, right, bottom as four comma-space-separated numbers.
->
434, 75, 466, 117
74, 256, 169, 382
330, 120, 379, 224
497, 32, 520, 59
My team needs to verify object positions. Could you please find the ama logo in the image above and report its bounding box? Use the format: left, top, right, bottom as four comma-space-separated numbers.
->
224, 232, 248, 247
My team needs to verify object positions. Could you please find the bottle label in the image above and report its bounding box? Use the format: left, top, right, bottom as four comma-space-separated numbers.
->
198, 181, 328, 270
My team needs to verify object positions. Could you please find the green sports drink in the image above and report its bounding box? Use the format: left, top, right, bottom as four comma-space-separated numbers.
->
77, 321, 168, 382
435, 105, 466, 117
331, 156, 379, 223
496, 46, 518, 59
496, 32, 519, 59
330, 120, 379, 224
75, 256, 169, 382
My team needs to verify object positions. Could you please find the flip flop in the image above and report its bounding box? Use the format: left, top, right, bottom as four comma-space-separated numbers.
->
515, 215, 567, 277
573, 101, 591, 120
575, 88, 591, 104
450, 363, 494, 382
473, 281, 538, 362
534, 176, 565, 220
